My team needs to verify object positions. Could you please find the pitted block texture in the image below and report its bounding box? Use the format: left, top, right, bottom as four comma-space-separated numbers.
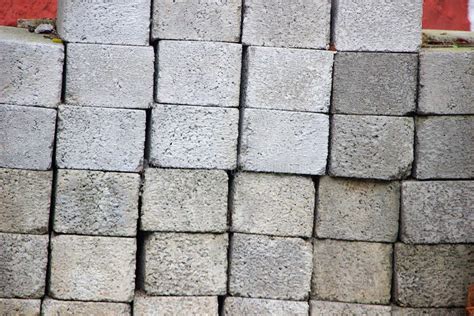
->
0, 298, 41, 315
134, 295, 218, 316
392, 307, 466, 316
309, 300, 391, 316
225, 297, 309, 316
42, 298, 131, 316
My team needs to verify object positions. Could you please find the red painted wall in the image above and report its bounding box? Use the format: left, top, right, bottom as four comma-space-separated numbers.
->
0, 0, 57, 26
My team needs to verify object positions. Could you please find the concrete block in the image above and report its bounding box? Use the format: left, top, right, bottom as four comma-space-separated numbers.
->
391, 307, 465, 316
394, 243, 474, 307
332, 0, 422, 52
134, 294, 218, 316
231, 172, 314, 237
316, 177, 399, 242
414, 116, 473, 179
332, 52, 418, 115
0, 233, 48, 298
150, 104, 239, 169
312, 239, 392, 304
141, 168, 228, 232
229, 233, 313, 300
242, 0, 331, 49
224, 297, 308, 316
141, 233, 228, 295
239, 109, 329, 175
0, 298, 41, 316
42, 298, 131, 316
0, 104, 56, 170
49, 235, 136, 302
156, 40, 242, 107
54, 169, 140, 237
309, 300, 391, 316
329, 115, 414, 180
66, 44, 154, 109
56, 106, 146, 172
0, 26, 63, 107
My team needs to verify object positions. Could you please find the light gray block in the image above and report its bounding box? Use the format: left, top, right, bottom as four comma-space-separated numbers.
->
0, 298, 41, 316
141, 168, 228, 232
229, 233, 313, 300
54, 169, 140, 237
231, 172, 314, 237
0, 104, 56, 170
329, 115, 414, 180
239, 109, 329, 175
134, 294, 218, 316
49, 235, 136, 302
150, 104, 239, 170
225, 297, 308, 316
156, 40, 242, 107
309, 300, 391, 316
312, 239, 392, 304
391, 306, 466, 316
56, 106, 145, 172
42, 298, 131, 316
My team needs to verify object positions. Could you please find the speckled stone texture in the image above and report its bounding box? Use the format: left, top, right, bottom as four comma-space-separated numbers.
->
134, 294, 218, 316
309, 300, 391, 316
225, 297, 308, 316
391, 307, 466, 316
42, 298, 131, 316
0, 298, 41, 316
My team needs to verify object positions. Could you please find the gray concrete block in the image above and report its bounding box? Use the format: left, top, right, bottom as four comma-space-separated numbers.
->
309, 300, 391, 316
42, 298, 131, 316
229, 233, 313, 300
414, 116, 473, 179
141, 233, 228, 295
239, 109, 329, 175
332, 52, 418, 115
56, 106, 146, 172
0, 104, 56, 170
0, 298, 41, 316
329, 115, 414, 180
54, 169, 140, 237
242, 0, 331, 49
156, 40, 242, 107
141, 168, 228, 233
134, 294, 218, 316
231, 172, 314, 237
312, 239, 392, 304
391, 306, 465, 316
0, 27, 63, 108
49, 235, 136, 302
0, 233, 48, 298
66, 44, 154, 109
225, 297, 308, 316
394, 243, 474, 307
150, 104, 239, 170
316, 177, 399, 242
332, 0, 422, 52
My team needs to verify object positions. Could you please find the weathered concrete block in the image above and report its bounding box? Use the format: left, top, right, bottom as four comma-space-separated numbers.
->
391, 306, 466, 316
0, 104, 56, 170
225, 297, 308, 316
141, 233, 228, 295
141, 168, 228, 232
150, 104, 239, 169
414, 116, 473, 179
134, 294, 218, 316
49, 235, 136, 302
332, 52, 417, 115
316, 177, 399, 242
66, 44, 154, 109
0, 233, 48, 298
239, 109, 329, 175
329, 115, 414, 180
312, 239, 392, 304
242, 0, 331, 49
0, 298, 41, 316
42, 298, 131, 316
56, 106, 146, 172
231, 172, 314, 237
54, 169, 140, 237
309, 300, 391, 316
156, 40, 242, 107
229, 233, 312, 300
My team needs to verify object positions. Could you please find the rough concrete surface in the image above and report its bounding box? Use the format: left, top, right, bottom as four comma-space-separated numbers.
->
309, 300, 392, 316
0, 298, 41, 316
42, 298, 131, 316
391, 306, 466, 316
134, 294, 218, 316
225, 297, 308, 316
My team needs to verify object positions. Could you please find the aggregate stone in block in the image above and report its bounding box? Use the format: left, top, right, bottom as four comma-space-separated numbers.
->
66, 44, 154, 109
239, 109, 329, 175
229, 233, 313, 300
0, 298, 41, 316
156, 40, 242, 107
231, 172, 314, 237
150, 104, 239, 170
394, 243, 474, 307
224, 297, 309, 316
56, 106, 145, 172
42, 298, 131, 316
329, 115, 414, 180
54, 169, 140, 237
391, 306, 465, 316
134, 294, 218, 316
309, 300, 391, 316
49, 235, 136, 302
0, 26, 63, 107
312, 239, 392, 304
141, 168, 228, 232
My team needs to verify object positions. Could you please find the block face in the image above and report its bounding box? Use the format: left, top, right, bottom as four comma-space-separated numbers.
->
42, 298, 131, 316
309, 301, 391, 316
239, 109, 329, 175
229, 233, 313, 300
141, 168, 228, 232
391, 307, 465, 316
156, 41, 242, 107
329, 115, 414, 180
0, 298, 41, 316
225, 297, 308, 316
134, 295, 218, 316
56, 106, 145, 172
150, 104, 239, 169
66, 44, 154, 109
332, 52, 417, 115
54, 169, 140, 237
231, 172, 314, 237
